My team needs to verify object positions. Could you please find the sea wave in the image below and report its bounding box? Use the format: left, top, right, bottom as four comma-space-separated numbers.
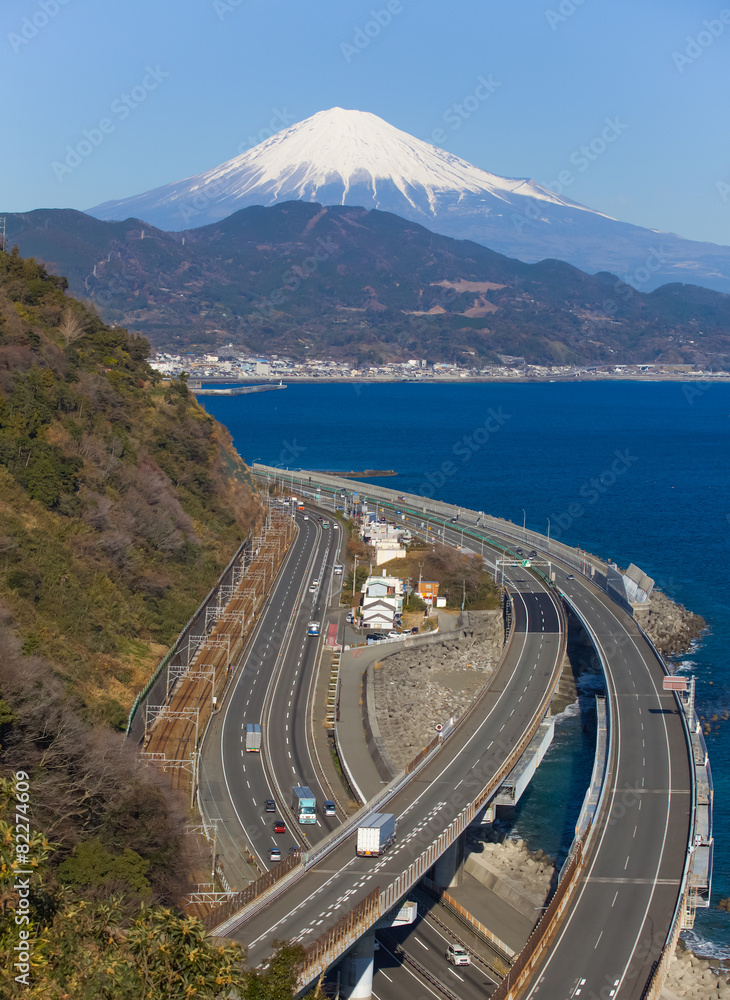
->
682, 929, 730, 962
551, 699, 581, 724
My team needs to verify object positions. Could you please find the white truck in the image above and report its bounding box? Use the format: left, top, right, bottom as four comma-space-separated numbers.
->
292, 786, 316, 824
356, 812, 396, 857
245, 723, 262, 752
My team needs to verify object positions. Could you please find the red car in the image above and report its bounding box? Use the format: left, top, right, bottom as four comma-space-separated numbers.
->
273, 819, 286, 834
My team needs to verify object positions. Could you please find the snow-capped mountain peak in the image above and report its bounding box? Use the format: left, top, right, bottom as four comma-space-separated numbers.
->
89, 106, 606, 230
87, 107, 730, 294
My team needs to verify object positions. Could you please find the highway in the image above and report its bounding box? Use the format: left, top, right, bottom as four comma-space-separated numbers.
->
374, 907, 501, 1000
282, 473, 692, 1000
199, 506, 344, 879
521, 571, 690, 1000
413, 512, 691, 1000
203, 466, 694, 999
218, 570, 564, 973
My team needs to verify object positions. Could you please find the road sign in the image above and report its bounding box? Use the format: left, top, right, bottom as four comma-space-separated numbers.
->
663, 677, 688, 692
522, 559, 531, 567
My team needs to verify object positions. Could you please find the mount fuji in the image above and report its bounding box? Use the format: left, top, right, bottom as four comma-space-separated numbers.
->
88, 107, 730, 294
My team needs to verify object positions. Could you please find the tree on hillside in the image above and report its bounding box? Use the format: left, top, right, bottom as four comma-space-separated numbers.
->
58, 307, 87, 346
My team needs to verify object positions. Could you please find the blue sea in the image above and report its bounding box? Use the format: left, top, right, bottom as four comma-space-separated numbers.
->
200, 380, 730, 956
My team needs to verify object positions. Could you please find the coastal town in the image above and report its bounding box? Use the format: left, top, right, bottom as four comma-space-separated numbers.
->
149, 350, 729, 383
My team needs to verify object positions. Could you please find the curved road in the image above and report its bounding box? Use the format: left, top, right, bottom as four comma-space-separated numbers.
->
199, 508, 343, 878
215, 572, 564, 975
308, 476, 692, 1000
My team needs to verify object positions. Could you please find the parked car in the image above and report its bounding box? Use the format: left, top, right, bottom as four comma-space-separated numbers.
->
269, 847, 282, 862
273, 819, 286, 834
446, 944, 471, 966
387, 631, 400, 639
346, 613, 354, 624
264, 799, 276, 813
409, 626, 419, 634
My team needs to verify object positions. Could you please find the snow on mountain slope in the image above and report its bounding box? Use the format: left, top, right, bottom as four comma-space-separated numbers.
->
88, 107, 607, 228
87, 107, 730, 294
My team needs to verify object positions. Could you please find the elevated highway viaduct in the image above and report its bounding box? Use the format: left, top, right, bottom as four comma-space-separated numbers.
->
202, 481, 567, 993
258, 466, 698, 1000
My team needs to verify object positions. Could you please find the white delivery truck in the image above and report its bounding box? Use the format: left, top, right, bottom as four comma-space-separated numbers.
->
356, 812, 396, 857
245, 723, 262, 752
292, 786, 317, 824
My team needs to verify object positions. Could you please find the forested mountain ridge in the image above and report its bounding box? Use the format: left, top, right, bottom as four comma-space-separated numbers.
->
6, 203, 730, 367
0, 250, 310, 996
0, 245, 260, 725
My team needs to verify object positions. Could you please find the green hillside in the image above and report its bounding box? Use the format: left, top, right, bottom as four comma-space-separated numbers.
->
0, 245, 260, 725
6, 204, 730, 367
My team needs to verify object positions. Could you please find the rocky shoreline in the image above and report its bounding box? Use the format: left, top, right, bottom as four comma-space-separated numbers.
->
634, 587, 707, 659
662, 941, 730, 998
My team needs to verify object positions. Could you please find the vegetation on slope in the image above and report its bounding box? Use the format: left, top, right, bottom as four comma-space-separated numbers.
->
0, 251, 300, 994
8, 205, 730, 367
0, 245, 260, 725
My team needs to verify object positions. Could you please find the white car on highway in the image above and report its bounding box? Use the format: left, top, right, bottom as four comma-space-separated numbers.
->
446, 944, 471, 966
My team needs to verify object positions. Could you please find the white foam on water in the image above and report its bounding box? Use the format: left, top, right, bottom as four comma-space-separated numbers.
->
551, 699, 580, 725
682, 929, 730, 962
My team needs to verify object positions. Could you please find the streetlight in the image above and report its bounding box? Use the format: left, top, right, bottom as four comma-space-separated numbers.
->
522, 509, 526, 536
546, 518, 551, 547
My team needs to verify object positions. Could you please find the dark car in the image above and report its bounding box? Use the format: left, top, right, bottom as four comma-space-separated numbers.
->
529, 550, 537, 558
273, 819, 286, 834
409, 626, 419, 634
566, 574, 575, 580
366, 632, 386, 641
265, 799, 276, 813
516, 548, 523, 555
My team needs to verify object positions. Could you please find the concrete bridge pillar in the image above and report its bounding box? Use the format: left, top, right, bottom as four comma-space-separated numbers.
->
432, 832, 464, 888
342, 928, 375, 999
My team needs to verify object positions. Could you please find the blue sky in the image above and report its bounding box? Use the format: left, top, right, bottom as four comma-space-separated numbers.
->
2, 0, 729, 246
